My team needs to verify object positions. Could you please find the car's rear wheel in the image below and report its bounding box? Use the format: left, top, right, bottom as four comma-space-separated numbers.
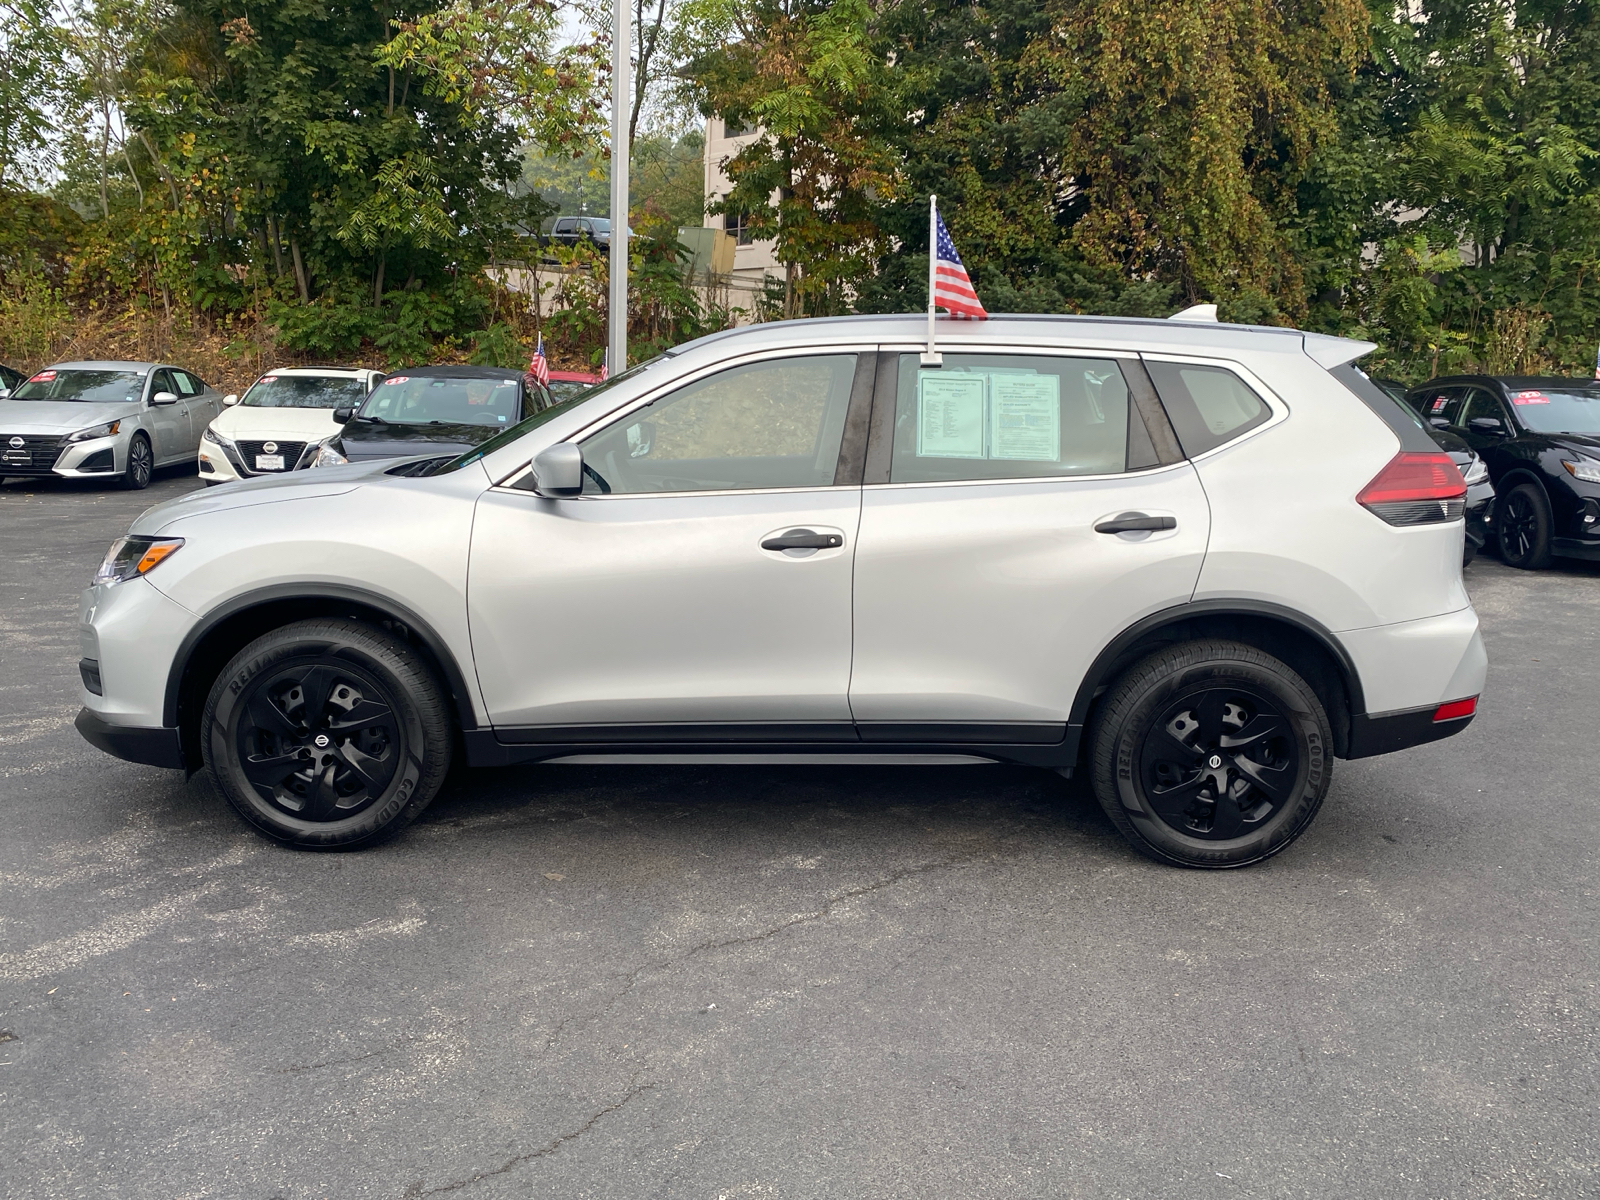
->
1496, 482, 1554, 569
202, 618, 453, 849
1089, 640, 1332, 869
119, 433, 153, 490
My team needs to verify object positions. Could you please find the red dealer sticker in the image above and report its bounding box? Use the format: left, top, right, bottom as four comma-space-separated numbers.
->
383, 376, 409, 385
1511, 390, 1551, 405
1431, 396, 1449, 413
29, 370, 56, 382
259, 375, 278, 383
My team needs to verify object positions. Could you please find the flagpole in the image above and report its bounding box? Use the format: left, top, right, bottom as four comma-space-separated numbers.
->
922, 194, 941, 366
608, 0, 630, 378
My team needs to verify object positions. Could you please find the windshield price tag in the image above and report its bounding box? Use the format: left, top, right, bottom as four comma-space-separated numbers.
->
29, 370, 56, 382
259, 375, 278, 383
384, 376, 409, 385
1511, 390, 1551, 405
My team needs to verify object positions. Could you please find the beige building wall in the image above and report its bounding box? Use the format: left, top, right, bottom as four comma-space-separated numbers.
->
703, 117, 782, 285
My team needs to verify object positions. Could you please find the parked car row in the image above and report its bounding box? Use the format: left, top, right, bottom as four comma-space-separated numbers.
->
0, 358, 598, 490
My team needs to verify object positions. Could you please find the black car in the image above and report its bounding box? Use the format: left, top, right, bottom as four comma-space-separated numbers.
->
0, 363, 24, 395
1372, 377, 1496, 563
313, 365, 555, 468
1404, 375, 1600, 569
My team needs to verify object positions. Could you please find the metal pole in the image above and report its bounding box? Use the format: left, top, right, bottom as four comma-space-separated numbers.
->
609, 0, 630, 374
922, 194, 941, 366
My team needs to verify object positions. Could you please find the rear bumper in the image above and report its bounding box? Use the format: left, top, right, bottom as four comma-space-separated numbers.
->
1345, 703, 1476, 759
75, 708, 184, 769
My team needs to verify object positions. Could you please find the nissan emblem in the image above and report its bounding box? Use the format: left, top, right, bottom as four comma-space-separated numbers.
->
8, 437, 22, 448
263, 441, 278, 454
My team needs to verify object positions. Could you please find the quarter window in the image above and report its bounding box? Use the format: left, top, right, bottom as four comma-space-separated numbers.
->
1145, 361, 1270, 456
888, 353, 1139, 483
580, 354, 859, 494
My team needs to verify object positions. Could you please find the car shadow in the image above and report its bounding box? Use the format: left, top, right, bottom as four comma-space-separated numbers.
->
0, 462, 202, 494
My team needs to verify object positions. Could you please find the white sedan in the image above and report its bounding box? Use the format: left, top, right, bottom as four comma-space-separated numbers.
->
199, 366, 385, 483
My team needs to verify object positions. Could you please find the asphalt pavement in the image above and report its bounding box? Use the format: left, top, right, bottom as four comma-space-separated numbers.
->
2, 467, 1597, 1199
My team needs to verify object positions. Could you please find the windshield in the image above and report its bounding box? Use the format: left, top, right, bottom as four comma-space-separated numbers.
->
435, 355, 669, 475
243, 374, 369, 409
11, 369, 146, 403
1507, 388, 1600, 434
359, 374, 521, 427
547, 379, 593, 403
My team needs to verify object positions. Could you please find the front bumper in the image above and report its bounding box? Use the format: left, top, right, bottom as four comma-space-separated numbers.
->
0, 432, 124, 478
74, 708, 184, 769
1464, 487, 1494, 554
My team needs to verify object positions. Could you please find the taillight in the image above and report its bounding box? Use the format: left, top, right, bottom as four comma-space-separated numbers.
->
1357, 452, 1467, 526
1433, 697, 1477, 722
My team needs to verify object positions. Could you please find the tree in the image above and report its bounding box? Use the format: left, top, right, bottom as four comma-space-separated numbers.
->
0, 0, 74, 189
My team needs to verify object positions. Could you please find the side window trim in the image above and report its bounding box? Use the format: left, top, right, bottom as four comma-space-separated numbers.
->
831, 352, 880, 486
1120, 357, 1184, 466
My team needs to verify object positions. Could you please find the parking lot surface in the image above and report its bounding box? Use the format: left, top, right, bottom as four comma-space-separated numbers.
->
2, 468, 1597, 1199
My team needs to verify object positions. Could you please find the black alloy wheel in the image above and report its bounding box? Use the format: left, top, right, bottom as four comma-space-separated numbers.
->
120, 434, 153, 490
1496, 482, 1554, 569
1090, 639, 1332, 868
204, 619, 453, 848
1139, 687, 1297, 840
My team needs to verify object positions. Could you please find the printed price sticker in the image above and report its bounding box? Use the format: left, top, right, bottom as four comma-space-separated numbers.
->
259, 375, 278, 383
384, 376, 409, 385
1511, 390, 1550, 405
29, 370, 56, 382
1430, 396, 1449, 413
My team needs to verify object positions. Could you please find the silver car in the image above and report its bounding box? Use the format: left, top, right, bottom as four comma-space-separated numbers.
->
0, 360, 224, 489
73, 314, 1487, 867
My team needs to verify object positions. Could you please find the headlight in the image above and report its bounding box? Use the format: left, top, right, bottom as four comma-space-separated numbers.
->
1463, 455, 1489, 486
1562, 459, 1600, 484
311, 439, 348, 468
67, 420, 121, 442
93, 536, 184, 586
202, 426, 233, 449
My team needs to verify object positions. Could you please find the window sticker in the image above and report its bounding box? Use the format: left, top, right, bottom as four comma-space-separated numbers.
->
384, 376, 409, 385
29, 370, 56, 382
1431, 396, 1449, 413
1511, 390, 1550, 405
916, 373, 985, 458
496, 380, 516, 387
989, 373, 1061, 460
259, 375, 278, 383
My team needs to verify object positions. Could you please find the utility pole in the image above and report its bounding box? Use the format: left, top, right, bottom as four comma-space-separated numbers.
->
608, 0, 630, 375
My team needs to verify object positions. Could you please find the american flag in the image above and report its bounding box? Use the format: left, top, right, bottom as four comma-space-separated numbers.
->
933, 213, 987, 320
526, 334, 550, 387
599, 350, 609, 382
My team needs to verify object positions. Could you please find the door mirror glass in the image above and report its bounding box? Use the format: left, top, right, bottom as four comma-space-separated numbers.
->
0, 387, 10, 400
532, 442, 584, 496
331, 406, 354, 424
151, 390, 179, 405
222, 393, 240, 406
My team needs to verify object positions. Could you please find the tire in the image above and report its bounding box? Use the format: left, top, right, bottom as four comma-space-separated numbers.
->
120, 433, 153, 490
202, 618, 454, 849
1089, 640, 1333, 869
1496, 482, 1554, 569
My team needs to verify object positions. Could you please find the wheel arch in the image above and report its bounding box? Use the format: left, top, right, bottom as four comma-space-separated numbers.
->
1071, 600, 1364, 759
165, 585, 480, 771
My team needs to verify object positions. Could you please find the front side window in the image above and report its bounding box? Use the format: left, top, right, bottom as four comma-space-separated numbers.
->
1145, 361, 1270, 456
244, 374, 371, 409
889, 353, 1137, 483
172, 370, 203, 396
580, 354, 858, 494
1418, 388, 1464, 427
1459, 389, 1510, 429
361, 375, 522, 427
10, 368, 147, 403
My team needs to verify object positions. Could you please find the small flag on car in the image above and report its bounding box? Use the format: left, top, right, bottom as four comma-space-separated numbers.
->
527, 334, 550, 388
922, 195, 986, 366
1594, 339, 1599, 380
599, 350, 609, 382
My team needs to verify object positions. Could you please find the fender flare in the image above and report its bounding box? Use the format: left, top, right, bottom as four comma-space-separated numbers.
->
1068, 598, 1366, 729
163, 583, 481, 732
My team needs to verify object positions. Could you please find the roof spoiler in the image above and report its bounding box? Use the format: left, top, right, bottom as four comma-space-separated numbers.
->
1304, 332, 1377, 369
1168, 303, 1218, 322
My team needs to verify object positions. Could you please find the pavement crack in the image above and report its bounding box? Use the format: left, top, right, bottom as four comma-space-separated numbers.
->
411, 1079, 655, 1195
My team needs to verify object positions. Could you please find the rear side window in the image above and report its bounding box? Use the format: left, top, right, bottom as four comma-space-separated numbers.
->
1146, 361, 1269, 456
889, 353, 1139, 483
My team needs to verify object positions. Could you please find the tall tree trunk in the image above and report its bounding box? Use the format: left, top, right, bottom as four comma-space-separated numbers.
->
290, 238, 311, 302
267, 216, 286, 279
373, 254, 387, 306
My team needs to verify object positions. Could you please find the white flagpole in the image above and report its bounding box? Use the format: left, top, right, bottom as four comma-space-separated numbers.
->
608, 0, 630, 377
922, 194, 941, 366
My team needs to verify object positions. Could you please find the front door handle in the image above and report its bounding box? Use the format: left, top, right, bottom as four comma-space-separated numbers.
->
761, 528, 844, 551
1094, 512, 1177, 535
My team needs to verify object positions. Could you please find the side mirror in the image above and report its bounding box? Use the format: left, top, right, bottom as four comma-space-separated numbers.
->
332, 406, 355, 425
531, 442, 584, 497
0, 387, 10, 400
1469, 417, 1506, 435
222, 393, 240, 407
151, 390, 179, 406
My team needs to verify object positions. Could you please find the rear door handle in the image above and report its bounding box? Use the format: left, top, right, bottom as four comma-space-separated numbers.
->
761, 529, 844, 551
1094, 512, 1177, 534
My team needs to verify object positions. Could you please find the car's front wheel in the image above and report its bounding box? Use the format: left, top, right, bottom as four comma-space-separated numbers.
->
1496, 482, 1554, 569
119, 433, 153, 490
202, 619, 453, 848
1089, 640, 1332, 869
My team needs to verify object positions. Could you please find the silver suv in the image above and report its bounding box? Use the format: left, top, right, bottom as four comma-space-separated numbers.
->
75, 315, 1486, 866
